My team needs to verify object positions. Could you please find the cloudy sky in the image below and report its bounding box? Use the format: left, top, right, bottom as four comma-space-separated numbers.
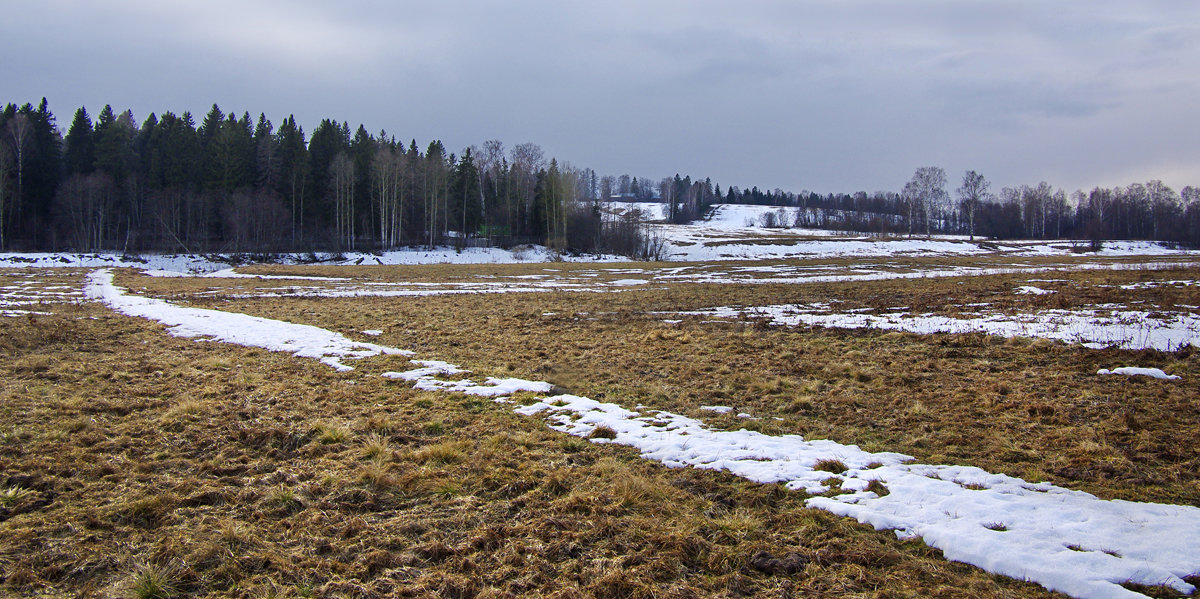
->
4, 1, 1198, 194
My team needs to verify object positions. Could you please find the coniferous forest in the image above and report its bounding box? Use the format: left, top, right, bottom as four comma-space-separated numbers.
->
1, 99, 1197, 256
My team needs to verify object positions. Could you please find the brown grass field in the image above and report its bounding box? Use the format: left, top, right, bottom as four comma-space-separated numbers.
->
1, 256, 1198, 598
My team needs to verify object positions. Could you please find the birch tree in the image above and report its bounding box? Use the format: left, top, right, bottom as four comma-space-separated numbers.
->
956, 170, 990, 240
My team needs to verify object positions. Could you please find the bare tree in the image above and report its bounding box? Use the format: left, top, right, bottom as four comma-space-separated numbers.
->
330, 152, 355, 250
956, 170, 990, 240
906, 167, 947, 238
1146, 180, 1179, 240
371, 143, 404, 248
3, 113, 33, 228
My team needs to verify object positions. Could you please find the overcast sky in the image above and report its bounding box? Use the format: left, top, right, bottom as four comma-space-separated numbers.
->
4, 1, 1198, 194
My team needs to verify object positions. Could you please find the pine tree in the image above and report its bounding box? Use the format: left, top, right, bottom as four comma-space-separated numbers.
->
64, 107, 95, 176
451, 147, 482, 245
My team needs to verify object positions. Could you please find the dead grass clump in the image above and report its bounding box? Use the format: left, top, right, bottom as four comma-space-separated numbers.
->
112, 493, 177, 528
313, 422, 351, 445
265, 485, 303, 514
359, 432, 391, 460
359, 458, 395, 489
162, 399, 206, 426
415, 440, 471, 465
813, 459, 849, 474
12, 354, 52, 374
588, 426, 618, 440
127, 563, 179, 599
0, 486, 34, 507
865, 480, 890, 496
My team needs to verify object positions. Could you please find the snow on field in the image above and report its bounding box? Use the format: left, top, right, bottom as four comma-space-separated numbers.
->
3, 206, 1194, 274
82, 268, 1200, 599
1098, 367, 1181, 380
162, 260, 1196, 302
84, 269, 412, 371
0, 246, 624, 275
1015, 285, 1056, 295
518, 396, 1200, 599
676, 303, 1200, 352
652, 204, 1196, 262
0, 252, 234, 273
0, 270, 86, 315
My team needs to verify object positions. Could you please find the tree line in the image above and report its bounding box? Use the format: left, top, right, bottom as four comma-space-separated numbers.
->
3, 99, 1197, 255
720, 167, 1200, 247
0, 99, 671, 258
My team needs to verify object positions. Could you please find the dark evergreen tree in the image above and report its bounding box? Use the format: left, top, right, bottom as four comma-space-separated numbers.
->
275, 116, 308, 247
63, 107, 95, 176
450, 147, 482, 244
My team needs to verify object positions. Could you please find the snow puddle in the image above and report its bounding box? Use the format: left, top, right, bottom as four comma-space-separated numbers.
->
83, 269, 1199, 599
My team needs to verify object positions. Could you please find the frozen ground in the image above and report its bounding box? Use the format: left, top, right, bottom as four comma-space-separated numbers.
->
82, 267, 1200, 599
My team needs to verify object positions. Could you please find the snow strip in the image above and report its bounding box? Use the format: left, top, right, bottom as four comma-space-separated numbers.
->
1097, 367, 1181, 380
518, 396, 1200, 599
679, 304, 1200, 352
84, 269, 412, 371
86, 269, 1200, 599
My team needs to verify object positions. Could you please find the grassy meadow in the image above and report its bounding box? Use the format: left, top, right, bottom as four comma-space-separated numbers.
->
2, 256, 1198, 598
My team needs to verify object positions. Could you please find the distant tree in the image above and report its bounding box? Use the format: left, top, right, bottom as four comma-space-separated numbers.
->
253, 114, 278, 192
906, 166, 947, 238
3, 113, 33, 227
275, 116, 308, 246
1146, 180, 1180, 241
956, 170, 990, 240
63, 107, 95, 176
370, 139, 404, 248
451, 147, 482, 246
329, 151, 355, 250
423, 140, 449, 248
197, 104, 225, 152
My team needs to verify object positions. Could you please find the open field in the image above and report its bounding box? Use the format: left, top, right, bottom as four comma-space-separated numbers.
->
2, 255, 1199, 598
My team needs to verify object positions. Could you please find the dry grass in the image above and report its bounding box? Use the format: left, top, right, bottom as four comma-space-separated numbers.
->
2, 261, 1198, 597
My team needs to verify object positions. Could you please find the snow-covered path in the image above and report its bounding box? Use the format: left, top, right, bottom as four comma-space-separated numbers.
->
83, 269, 1200, 599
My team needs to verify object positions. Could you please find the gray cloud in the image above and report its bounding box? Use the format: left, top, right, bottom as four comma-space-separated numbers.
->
3, 0, 1198, 194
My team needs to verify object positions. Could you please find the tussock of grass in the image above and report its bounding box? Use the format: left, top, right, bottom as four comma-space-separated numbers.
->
313, 422, 350, 445
359, 432, 390, 460
813, 459, 849, 474
127, 563, 178, 599
414, 440, 470, 465
588, 425, 618, 439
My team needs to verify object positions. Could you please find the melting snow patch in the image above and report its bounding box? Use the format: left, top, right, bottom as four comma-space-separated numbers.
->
699, 405, 734, 414
519, 395, 1200, 599
1097, 367, 1180, 380
84, 269, 412, 371
1015, 285, 1056, 295
361, 329, 383, 336
678, 304, 1200, 352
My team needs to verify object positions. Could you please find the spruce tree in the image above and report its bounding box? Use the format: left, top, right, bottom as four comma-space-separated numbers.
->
63, 107, 95, 176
